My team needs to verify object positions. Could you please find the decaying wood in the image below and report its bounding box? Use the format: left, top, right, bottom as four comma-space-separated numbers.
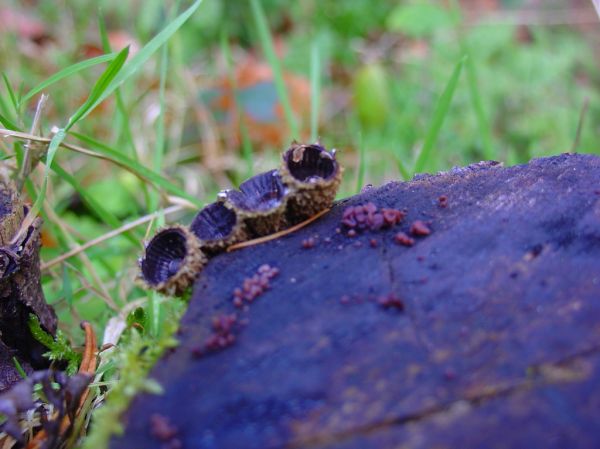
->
0, 183, 56, 390
112, 154, 600, 449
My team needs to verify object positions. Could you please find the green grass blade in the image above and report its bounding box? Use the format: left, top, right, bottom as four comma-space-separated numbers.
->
149, 42, 169, 211
464, 48, 494, 161
24, 48, 131, 227
50, 162, 140, 244
66, 46, 130, 131
414, 56, 466, 174
355, 134, 366, 194
0, 94, 15, 125
220, 30, 254, 180
98, 9, 148, 207
395, 155, 411, 181
250, 0, 299, 140
98, 11, 140, 161
238, 114, 255, 182
98, 8, 111, 51
62, 265, 74, 307
449, 0, 494, 161
0, 111, 20, 131
71, 132, 201, 206
20, 53, 117, 106
12, 357, 27, 379
310, 42, 321, 141
79, 0, 204, 123
1, 73, 19, 116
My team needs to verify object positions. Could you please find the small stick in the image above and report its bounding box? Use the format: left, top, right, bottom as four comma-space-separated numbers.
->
227, 208, 331, 252
0, 128, 174, 192
79, 321, 98, 376
17, 94, 48, 192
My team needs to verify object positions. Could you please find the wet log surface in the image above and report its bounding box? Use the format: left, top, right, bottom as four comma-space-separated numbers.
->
0, 184, 56, 391
112, 154, 600, 449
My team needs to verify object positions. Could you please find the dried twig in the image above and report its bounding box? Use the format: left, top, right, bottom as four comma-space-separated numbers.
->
227, 208, 331, 252
0, 128, 164, 189
17, 94, 49, 192
592, 1, 600, 20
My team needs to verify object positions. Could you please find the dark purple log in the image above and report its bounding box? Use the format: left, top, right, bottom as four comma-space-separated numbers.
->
111, 154, 600, 449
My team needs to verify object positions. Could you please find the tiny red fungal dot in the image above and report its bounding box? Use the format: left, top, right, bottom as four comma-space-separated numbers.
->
394, 232, 415, 246
410, 220, 432, 236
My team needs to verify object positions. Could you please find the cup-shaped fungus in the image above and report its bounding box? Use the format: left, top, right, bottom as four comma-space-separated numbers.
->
280, 141, 342, 223
138, 226, 206, 297
190, 202, 247, 253
221, 170, 288, 237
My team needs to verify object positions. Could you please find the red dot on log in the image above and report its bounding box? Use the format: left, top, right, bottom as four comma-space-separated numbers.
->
410, 220, 432, 236
394, 232, 415, 246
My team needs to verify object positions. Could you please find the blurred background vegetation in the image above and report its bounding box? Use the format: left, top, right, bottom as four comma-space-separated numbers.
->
0, 0, 599, 443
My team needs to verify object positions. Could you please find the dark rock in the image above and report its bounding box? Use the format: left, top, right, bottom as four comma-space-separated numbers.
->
111, 154, 600, 449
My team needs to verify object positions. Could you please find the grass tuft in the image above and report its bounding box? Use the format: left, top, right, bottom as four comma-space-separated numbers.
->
414, 55, 466, 174
250, 0, 299, 140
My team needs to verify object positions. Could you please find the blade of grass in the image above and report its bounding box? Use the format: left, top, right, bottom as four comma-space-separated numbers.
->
12, 357, 27, 379
50, 162, 140, 243
464, 49, 494, 160
1, 73, 20, 117
99, 11, 139, 160
571, 97, 589, 153
310, 42, 321, 141
62, 265, 74, 307
98, 8, 111, 51
355, 133, 366, 194
0, 128, 199, 206
250, 0, 298, 140
414, 56, 466, 174
149, 30, 169, 211
79, 0, 204, 123
0, 111, 19, 131
66, 46, 130, 131
450, 0, 494, 161
98, 11, 149, 204
20, 53, 117, 106
395, 155, 411, 181
0, 96, 15, 128
71, 132, 201, 206
220, 30, 254, 180
14, 49, 131, 242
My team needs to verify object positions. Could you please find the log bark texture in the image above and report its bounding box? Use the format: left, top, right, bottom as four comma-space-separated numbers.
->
0, 183, 56, 391
112, 154, 600, 449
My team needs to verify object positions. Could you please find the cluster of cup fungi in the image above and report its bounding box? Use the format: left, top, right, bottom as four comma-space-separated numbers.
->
138, 142, 342, 297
